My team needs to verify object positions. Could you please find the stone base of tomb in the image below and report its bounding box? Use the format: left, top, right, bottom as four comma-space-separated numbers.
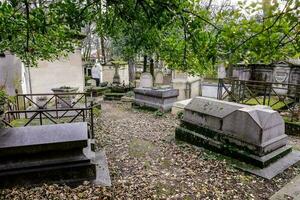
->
0, 122, 96, 187
175, 121, 292, 168
0, 150, 96, 187
133, 88, 179, 112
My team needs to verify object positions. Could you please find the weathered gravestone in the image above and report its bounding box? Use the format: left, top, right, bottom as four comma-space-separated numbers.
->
176, 97, 292, 168
139, 72, 153, 88
0, 122, 96, 186
134, 87, 179, 111
154, 71, 164, 85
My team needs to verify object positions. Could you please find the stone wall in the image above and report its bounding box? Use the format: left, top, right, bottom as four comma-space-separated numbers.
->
232, 63, 300, 84
30, 50, 84, 93
0, 52, 23, 95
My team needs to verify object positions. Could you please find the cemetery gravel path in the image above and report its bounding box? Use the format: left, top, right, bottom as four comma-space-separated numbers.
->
1, 101, 300, 200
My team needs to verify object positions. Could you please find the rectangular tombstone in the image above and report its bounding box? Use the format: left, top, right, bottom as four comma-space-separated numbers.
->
134, 87, 179, 111
171, 98, 192, 115
0, 122, 96, 186
223, 107, 288, 156
139, 72, 153, 88
0, 122, 88, 157
183, 97, 248, 130
176, 97, 291, 168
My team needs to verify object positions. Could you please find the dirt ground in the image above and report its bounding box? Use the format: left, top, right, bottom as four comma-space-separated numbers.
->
1, 101, 300, 200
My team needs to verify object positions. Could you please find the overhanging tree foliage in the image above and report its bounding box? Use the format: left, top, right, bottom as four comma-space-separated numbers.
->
0, 0, 299, 75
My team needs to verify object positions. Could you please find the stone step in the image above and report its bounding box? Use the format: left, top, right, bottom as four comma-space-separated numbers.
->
175, 126, 292, 168
0, 147, 96, 187
0, 122, 88, 157
0, 149, 89, 173
0, 161, 96, 188
270, 173, 300, 199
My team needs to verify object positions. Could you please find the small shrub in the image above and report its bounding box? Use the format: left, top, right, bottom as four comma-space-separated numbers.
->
93, 107, 101, 118
125, 91, 134, 97
0, 88, 7, 128
0, 88, 7, 106
154, 110, 164, 117
177, 111, 184, 119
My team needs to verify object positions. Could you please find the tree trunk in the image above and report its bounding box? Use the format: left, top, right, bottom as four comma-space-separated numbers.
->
128, 58, 135, 83
100, 37, 106, 64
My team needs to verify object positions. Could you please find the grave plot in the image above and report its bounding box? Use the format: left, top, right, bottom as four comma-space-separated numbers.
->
133, 87, 179, 112
0, 123, 95, 187
0, 92, 110, 187
1, 102, 300, 199
133, 70, 179, 112
175, 97, 300, 178
103, 63, 134, 101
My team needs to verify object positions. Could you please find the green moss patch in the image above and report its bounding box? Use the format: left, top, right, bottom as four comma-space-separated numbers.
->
244, 96, 293, 110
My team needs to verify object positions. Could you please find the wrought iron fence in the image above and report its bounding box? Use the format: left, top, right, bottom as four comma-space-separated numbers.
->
14, 91, 88, 111
1, 92, 95, 139
217, 78, 300, 121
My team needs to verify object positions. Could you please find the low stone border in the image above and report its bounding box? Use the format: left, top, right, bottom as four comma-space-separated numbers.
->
285, 121, 300, 136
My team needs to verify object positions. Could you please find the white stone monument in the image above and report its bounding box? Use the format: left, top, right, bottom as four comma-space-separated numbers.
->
154, 71, 164, 85
172, 70, 201, 100
139, 72, 153, 88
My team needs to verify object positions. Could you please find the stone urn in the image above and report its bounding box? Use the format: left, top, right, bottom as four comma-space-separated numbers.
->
51, 86, 79, 108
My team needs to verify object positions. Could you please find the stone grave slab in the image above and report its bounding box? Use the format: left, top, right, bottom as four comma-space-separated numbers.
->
270, 171, 300, 199
176, 97, 292, 168
237, 150, 300, 180
183, 97, 248, 130
171, 98, 192, 115
155, 71, 164, 85
223, 107, 288, 156
0, 122, 88, 157
0, 122, 96, 187
134, 87, 179, 111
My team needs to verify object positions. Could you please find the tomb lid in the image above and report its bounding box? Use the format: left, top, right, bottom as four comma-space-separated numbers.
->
0, 122, 88, 149
134, 87, 179, 98
184, 97, 248, 118
237, 107, 283, 129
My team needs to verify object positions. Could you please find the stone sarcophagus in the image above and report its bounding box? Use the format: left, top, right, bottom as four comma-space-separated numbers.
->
176, 97, 291, 167
134, 87, 179, 111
